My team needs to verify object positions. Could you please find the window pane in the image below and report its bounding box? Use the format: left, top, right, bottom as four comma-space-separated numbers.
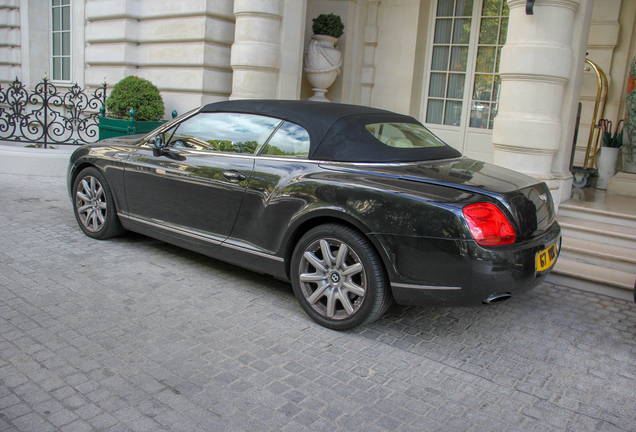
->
427, 100, 444, 124
431, 46, 450, 71
444, 101, 462, 126
450, 46, 468, 71
437, 0, 455, 17
53, 0, 60, 6
53, 57, 61, 80
452, 18, 471, 44
429, 73, 447, 98
62, 0, 70, 4
62, 33, 70, 56
467, 0, 506, 130
473, 74, 493, 101
499, 17, 508, 44
447, 73, 465, 99
492, 75, 501, 101
470, 102, 490, 128
482, 0, 501, 16
455, 0, 473, 16
62, 57, 70, 81
475, 46, 496, 73
261, 122, 310, 158
479, 18, 499, 44
52, 7, 60, 31
434, 19, 453, 44
53, 33, 60, 55
62, 6, 70, 30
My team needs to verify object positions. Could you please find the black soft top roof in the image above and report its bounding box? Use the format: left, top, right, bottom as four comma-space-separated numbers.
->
201, 100, 461, 163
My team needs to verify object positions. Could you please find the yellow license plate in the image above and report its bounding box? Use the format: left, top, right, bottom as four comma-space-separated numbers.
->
536, 244, 557, 272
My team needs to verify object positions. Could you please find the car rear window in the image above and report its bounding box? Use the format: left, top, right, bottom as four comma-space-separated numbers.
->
365, 123, 447, 149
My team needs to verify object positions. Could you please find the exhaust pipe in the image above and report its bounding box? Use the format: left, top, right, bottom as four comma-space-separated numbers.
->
483, 293, 512, 304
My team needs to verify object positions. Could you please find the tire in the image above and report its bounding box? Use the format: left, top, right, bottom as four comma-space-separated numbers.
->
290, 223, 393, 330
72, 167, 126, 240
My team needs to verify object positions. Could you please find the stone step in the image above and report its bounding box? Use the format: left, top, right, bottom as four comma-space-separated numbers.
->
557, 215, 636, 250
547, 258, 635, 301
607, 172, 636, 198
559, 201, 636, 229
559, 237, 636, 273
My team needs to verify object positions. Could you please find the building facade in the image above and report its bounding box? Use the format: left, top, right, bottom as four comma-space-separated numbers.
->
1, 0, 634, 206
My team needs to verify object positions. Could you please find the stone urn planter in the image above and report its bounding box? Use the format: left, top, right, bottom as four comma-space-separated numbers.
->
303, 13, 344, 102
304, 35, 342, 102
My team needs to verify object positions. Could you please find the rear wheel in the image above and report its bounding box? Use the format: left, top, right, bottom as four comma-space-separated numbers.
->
291, 224, 392, 330
72, 167, 125, 239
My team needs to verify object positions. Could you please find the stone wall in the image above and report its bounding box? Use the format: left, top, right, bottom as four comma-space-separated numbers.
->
85, 0, 235, 117
574, 0, 636, 167
0, 0, 21, 83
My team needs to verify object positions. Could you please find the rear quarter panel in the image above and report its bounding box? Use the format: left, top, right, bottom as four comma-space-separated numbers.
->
231, 160, 485, 280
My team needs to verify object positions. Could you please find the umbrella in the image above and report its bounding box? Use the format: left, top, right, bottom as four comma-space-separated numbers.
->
600, 119, 623, 148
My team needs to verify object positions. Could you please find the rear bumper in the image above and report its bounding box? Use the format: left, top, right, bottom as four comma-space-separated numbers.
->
375, 221, 561, 307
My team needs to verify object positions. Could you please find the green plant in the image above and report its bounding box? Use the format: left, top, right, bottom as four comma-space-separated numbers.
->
105, 76, 165, 121
311, 13, 344, 38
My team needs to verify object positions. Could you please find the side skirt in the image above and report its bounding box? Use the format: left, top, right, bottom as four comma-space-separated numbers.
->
119, 214, 289, 281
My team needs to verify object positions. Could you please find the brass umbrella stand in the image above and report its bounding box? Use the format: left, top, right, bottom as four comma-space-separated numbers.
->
570, 58, 608, 188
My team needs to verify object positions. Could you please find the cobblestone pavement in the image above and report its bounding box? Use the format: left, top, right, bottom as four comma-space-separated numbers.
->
0, 173, 635, 432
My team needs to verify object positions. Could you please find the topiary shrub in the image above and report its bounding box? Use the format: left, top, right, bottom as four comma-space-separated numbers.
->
311, 13, 344, 38
105, 76, 165, 121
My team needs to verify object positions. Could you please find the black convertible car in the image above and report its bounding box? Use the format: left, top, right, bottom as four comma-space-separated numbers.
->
68, 100, 561, 330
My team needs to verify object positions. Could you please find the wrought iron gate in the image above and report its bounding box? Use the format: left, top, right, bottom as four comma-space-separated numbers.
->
0, 77, 107, 148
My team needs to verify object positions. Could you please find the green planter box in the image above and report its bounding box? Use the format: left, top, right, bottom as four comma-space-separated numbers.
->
98, 116, 165, 141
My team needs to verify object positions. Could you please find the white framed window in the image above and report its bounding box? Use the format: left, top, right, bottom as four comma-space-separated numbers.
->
425, 0, 509, 130
51, 0, 72, 81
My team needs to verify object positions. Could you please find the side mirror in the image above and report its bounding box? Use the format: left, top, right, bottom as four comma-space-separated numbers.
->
152, 133, 166, 149
150, 133, 166, 157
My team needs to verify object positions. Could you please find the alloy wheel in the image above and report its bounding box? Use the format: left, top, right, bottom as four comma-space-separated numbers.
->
298, 238, 367, 320
75, 176, 107, 233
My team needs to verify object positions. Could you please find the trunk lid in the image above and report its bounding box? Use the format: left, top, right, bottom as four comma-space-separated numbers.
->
322, 157, 556, 240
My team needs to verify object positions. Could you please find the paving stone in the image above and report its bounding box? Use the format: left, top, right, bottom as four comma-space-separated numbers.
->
0, 173, 635, 432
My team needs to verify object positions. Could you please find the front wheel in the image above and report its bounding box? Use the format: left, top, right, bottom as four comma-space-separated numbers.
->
72, 167, 125, 240
290, 224, 393, 330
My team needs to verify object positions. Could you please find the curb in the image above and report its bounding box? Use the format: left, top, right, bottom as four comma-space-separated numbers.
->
0, 144, 76, 177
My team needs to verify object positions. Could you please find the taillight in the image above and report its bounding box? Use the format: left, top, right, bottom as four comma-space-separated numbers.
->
463, 202, 516, 246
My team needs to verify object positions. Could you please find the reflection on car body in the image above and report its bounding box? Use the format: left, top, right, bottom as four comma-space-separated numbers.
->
68, 100, 561, 330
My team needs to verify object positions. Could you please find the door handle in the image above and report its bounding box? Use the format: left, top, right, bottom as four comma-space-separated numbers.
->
222, 171, 247, 182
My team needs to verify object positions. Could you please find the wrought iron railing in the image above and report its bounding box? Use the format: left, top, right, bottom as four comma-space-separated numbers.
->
0, 76, 107, 147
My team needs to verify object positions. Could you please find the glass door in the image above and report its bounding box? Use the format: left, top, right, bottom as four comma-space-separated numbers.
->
422, 0, 509, 162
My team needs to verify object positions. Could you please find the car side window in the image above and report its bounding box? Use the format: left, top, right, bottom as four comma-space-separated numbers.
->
165, 112, 281, 154
260, 121, 310, 158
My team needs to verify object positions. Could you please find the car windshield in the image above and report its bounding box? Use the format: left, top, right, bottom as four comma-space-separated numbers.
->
365, 123, 446, 149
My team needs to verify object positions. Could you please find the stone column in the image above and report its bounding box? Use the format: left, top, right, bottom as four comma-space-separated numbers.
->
492, 0, 582, 196
360, 0, 380, 106
230, 0, 282, 100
